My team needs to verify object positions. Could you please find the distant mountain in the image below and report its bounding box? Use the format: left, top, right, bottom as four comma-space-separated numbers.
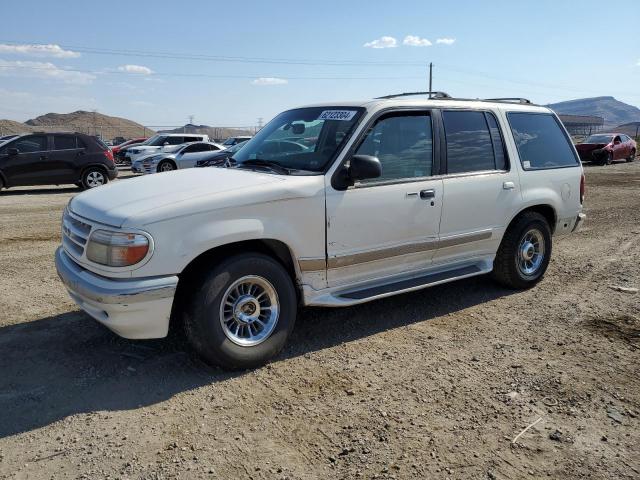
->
160, 123, 254, 141
24, 110, 153, 140
548, 96, 640, 126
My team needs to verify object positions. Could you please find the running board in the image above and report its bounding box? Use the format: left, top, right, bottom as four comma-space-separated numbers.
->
306, 262, 489, 307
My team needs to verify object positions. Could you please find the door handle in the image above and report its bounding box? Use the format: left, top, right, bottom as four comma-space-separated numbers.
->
503, 181, 515, 190
419, 189, 436, 199
39, 155, 48, 160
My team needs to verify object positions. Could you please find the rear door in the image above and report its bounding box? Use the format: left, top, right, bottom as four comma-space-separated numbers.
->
0, 135, 50, 186
433, 109, 520, 264
47, 134, 83, 183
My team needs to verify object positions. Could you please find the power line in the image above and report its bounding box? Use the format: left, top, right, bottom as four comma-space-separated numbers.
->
0, 40, 426, 67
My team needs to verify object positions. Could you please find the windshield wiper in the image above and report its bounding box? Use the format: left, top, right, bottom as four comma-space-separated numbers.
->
236, 158, 290, 175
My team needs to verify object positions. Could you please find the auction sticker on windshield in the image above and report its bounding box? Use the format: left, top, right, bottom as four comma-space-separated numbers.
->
318, 110, 358, 121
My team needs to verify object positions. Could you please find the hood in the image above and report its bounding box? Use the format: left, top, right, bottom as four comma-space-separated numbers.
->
69, 168, 296, 228
575, 142, 607, 153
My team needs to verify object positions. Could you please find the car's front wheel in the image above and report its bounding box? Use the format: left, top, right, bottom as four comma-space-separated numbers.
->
492, 211, 552, 289
81, 168, 108, 189
183, 253, 297, 370
157, 160, 176, 172
627, 150, 636, 163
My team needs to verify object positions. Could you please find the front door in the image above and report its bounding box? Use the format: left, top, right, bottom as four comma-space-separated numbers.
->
0, 135, 50, 186
326, 111, 443, 287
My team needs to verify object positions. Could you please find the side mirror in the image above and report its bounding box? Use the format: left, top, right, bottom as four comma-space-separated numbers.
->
7, 147, 19, 156
332, 155, 382, 190
349, 155, 382, 181
163, 141, 169, 146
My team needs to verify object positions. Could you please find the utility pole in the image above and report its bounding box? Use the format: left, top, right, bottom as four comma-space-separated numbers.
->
428, 63, 433, 98
257, 117, 264, 132
188, 115, 194, 126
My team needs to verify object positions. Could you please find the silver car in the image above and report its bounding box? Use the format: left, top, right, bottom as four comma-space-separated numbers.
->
132, 142, 225, 174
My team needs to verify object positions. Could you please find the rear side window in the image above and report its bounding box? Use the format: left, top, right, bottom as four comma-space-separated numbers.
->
508, 113, 579, 169
166, 137, 184, 145
443, 110, 507, 174
53, 135, 77, 150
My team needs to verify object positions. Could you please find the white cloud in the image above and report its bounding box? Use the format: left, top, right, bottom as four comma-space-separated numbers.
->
0, 43, 80, 58
436, 38, 456, 45
0, 59, 95, 85
637, 59, 640, 66
251, 77, 288, 86
403, 35, 432, 47
363, 36, 398, 49
117, 64, 154, 75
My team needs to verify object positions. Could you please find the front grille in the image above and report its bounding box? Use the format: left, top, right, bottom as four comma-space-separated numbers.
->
62, 209, 92, 259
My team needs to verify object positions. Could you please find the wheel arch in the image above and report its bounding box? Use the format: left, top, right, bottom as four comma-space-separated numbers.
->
170, 238, 302, 331
507, 204, 557, 234
80, 163, 109, 179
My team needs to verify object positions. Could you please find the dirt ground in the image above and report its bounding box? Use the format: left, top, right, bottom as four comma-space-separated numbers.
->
0, 162, 638, 480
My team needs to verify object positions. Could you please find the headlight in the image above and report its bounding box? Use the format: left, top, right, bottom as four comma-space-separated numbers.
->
86, 229, 150, 267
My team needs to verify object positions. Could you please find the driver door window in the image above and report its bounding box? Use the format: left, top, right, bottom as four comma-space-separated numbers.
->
355, 113, 433, 183
14, 135, 48, 153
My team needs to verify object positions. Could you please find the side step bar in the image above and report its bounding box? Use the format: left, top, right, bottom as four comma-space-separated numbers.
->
305, 262, 490, 307
338, 265, 481, 300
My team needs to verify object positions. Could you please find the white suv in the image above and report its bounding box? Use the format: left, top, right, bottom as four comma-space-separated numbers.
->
55, 94, 585, 369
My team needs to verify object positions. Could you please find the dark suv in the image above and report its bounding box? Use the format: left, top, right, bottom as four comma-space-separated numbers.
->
0, 132, 118, 191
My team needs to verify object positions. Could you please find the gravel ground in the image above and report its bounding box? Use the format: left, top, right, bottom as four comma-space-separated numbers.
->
0, 163, 638, 479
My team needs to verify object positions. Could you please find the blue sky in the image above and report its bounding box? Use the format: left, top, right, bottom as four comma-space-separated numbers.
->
0, 0, 638, 128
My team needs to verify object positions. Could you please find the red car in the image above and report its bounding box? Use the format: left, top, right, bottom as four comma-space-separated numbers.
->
575, 133, 636, 165
111, 137, 148, 155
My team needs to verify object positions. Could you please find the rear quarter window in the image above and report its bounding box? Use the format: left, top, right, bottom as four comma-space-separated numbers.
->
508, 112, 579, 170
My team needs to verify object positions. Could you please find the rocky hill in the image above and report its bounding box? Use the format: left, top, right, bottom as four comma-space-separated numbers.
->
24, 110, 153, 140
548, 96, 640, 126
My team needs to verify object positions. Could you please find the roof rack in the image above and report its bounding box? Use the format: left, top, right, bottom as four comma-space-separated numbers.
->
376, 91, 452, 100
483, 97, 531, 104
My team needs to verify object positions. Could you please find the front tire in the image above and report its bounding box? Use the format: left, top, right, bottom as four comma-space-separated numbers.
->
157, 160, 176, 172
603, 152, 613, 165
492, 212, 552, 289
183, 253, 297, 370
81, 168, 108, 189
627, 150, 635, 162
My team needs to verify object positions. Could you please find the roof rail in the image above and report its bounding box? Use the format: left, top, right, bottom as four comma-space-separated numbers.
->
376, 91, 452, 100
484, 97, 532, 104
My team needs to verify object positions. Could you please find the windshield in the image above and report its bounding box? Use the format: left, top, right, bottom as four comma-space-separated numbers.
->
585, 134, 613, 144
227, 140, 248, 153
232, 107, 365, 173
140, 134, 167, 146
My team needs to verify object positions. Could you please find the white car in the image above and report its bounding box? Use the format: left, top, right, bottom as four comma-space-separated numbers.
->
56, 94, 585, 370
126, 133, 209, 164
131, 142, 225, 174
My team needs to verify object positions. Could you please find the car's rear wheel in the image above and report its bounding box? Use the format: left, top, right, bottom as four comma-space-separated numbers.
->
627, 150, 636, 162
182, 253, 297, 370
157, 160, 175, 172
492, 211, 552, 289
81, 168, 108, 189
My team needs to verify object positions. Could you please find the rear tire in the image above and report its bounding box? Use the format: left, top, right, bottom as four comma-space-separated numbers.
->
81, 168, 108, 189
627, 150, 635, 162
491, 211, 552, 289
183, 253, 297, 370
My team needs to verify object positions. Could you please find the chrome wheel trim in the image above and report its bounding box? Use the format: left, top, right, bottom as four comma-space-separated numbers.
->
517, 228, 545, 277
219, 275, 279, 347
159, 161, 174, 172
86, 171, 105, 188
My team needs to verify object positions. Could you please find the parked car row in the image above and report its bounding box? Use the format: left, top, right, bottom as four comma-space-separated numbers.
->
131, 141, 224, 174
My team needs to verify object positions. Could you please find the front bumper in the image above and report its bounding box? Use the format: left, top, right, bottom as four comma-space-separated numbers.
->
572, 212, 586, 232
55, 247, 178, 339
